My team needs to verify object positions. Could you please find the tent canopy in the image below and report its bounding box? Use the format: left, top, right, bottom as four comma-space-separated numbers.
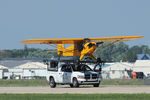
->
103, 63, 132, 71
15, 62, 47, 69
0, 65, 8, 69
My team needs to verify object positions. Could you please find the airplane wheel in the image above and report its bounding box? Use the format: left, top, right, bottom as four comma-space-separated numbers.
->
73, 78, 79, 87
49, 77, 56, 88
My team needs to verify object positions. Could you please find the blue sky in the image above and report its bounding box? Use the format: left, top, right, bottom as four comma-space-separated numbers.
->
0, 0, 150, 49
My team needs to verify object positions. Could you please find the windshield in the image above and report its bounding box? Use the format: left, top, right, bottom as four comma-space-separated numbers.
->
72, 64, 92, 71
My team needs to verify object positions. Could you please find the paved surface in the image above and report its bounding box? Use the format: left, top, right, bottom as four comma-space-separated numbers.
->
0, 85, 150, 94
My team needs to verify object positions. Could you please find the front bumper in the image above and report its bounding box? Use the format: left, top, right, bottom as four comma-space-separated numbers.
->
78, 79, 100, 84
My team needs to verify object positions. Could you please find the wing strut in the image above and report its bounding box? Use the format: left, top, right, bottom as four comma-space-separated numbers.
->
101, 39, 122, 49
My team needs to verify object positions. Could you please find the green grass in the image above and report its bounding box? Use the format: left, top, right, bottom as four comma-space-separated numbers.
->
101, 79, 144, 85
0, 79, 48, 87
0, 94, 150, 100
0, 79, 145, 87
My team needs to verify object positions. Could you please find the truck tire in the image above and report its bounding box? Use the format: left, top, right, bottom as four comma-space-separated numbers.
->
49, 77, 56, 88
93, 81, 100, 87
70, 84, 73, 88
93, 83, 99, 87
73, 78, 79, 87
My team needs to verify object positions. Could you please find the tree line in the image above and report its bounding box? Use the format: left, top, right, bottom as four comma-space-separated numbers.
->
0, 45, 58, 59
95, 42, 150, 62
0, 43, 150, 62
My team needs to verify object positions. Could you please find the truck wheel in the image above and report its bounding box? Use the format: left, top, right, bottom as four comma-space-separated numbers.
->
73, 78, 79, 87
93, 81, 100, 87
70, 84, 73, 88
93, 83, 99, 87
49, 77, 56, 88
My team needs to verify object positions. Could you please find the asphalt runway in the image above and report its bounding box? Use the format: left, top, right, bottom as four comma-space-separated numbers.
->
0, 85, 150, 94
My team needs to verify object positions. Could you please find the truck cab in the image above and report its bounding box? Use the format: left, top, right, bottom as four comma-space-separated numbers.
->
46, 60, 102, 88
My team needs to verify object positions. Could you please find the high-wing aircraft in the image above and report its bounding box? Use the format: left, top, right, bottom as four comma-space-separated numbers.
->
21, 36, 143, 61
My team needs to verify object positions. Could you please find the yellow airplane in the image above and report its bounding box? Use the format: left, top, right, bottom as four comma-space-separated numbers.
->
21, 36, 143, 61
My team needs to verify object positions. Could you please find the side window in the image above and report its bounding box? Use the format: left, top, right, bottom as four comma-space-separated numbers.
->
50, 61, 58, 68
61, 65, 72, 72
66, 65, 72, 72
61, 65, 66, 72
47, 61, 58, 71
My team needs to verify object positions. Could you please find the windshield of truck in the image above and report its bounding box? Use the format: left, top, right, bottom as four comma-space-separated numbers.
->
72, 64, 92, 71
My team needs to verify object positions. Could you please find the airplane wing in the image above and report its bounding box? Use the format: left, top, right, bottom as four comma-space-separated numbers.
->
21, 36, 143, 44
88, 36, 143, 43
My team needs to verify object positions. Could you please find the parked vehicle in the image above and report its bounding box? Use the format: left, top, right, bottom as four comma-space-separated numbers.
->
46, 60, 102, 88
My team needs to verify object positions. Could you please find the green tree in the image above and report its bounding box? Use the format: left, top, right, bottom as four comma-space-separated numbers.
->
27, 49, 57, 58
122, 45, 150, 62
94, 42, 128, 62
24, 45, 28, 58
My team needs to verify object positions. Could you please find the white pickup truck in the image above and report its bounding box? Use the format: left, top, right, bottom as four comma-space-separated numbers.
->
46, 60, 102, 88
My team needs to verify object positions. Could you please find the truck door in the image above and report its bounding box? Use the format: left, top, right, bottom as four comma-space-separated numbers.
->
61, 65, 72, 83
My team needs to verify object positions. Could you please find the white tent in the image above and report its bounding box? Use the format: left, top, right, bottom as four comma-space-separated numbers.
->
133, 60, 150, 76
134, 60, 150, 67
103, 62, 132, 71
102, 62, 132, 79
15, 62, 47, 69
14, 62, 47, 79
0, 65, 8, 69
0, 65, 8, 79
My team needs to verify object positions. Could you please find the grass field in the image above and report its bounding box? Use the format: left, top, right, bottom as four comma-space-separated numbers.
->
0, 94, 150, 100
0, 79, 144, 87
101, 79, 144, 85
0, 79, 48, 87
